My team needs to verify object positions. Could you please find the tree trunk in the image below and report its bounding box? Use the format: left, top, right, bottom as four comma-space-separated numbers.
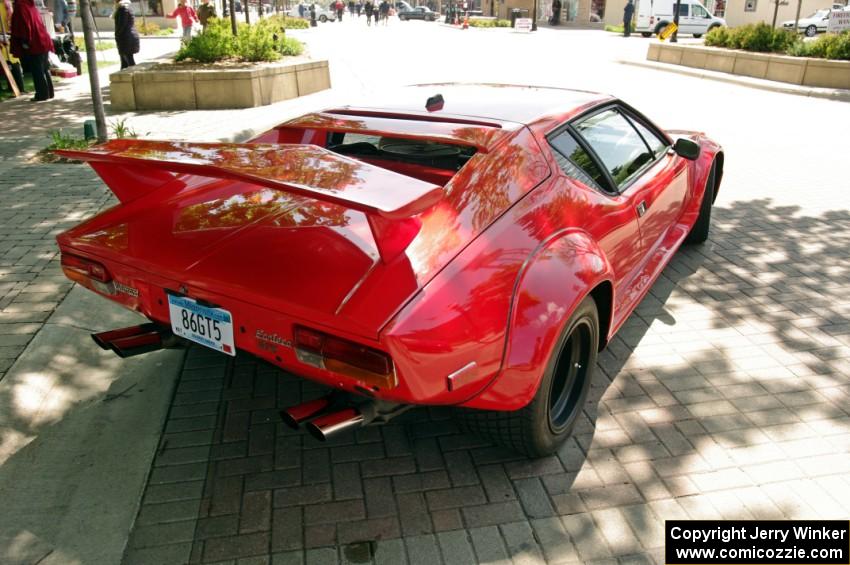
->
230, 0, 238, 33
79, 0, 108, 142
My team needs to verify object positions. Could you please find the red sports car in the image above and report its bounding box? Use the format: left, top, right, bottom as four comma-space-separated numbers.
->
56, 84, 723, 456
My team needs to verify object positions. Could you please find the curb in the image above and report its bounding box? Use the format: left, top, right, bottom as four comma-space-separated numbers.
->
618, 58, 850, 103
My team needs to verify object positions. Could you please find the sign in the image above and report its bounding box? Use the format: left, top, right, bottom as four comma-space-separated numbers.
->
658, 21, 677, 40
828, 9, 850, 33
515, 17, 532, 31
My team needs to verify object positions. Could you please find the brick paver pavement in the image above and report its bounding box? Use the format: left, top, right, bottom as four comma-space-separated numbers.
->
2, 23, 849, 565
120, 29, 850, 565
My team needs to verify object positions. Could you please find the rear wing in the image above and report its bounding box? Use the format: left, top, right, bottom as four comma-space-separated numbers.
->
56, 139, 443, 263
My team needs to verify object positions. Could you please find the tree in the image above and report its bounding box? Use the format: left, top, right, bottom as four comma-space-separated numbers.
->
79, 0, 107, 142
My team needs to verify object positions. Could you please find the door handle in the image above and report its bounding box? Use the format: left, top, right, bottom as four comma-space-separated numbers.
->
636, 201, 647, 217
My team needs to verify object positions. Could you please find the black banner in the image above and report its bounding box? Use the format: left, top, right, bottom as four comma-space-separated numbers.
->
666, 520, 850, 564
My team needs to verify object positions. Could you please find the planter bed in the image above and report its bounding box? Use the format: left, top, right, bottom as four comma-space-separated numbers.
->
647, 43, 850, 89
110, 58, 331, 111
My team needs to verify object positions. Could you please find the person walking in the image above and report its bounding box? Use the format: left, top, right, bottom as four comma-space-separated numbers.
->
623, 0, 634, 36
355, 0, 361, 16
347, 0, 354, 15
53, 0, 72, 35
197, 0, 216, 30
378, 0, 388, 24
335, 0, 344, 20
550, 0, 560, 24
10, 0, 53, 101
364, 0, 372, 23
1, 0, 25, 94
168, 0, 198, 42
113, 0, 139, 68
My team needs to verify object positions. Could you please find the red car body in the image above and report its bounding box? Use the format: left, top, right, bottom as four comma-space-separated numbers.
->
56, 84, 722, 415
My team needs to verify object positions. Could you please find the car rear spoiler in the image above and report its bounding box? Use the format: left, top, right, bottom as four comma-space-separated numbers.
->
56, 139, 444, 263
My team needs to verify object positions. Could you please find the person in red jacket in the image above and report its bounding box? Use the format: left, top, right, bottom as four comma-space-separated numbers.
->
168, 0, 198, 42
10, 0, 53, 101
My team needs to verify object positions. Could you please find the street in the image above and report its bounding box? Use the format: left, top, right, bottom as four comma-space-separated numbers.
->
1, 19, 849, 565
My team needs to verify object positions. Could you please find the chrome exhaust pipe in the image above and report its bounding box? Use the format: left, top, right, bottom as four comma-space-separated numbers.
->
279, 397, 332, 430
92, 324, 176, 358
92, 323, 160, 350
305, 408, 366, 441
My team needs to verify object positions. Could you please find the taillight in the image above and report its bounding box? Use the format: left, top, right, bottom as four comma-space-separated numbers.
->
61, 253, 115, 294
294, 326, 396, 390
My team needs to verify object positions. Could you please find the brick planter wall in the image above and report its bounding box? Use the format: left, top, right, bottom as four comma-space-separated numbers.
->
110, 59, 331, 111
647, 43, 850, 89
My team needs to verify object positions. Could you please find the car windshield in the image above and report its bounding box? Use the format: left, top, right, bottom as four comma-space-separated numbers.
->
808, 9, 829, 17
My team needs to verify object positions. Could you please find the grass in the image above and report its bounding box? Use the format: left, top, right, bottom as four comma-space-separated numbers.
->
604, 24, 625, 32
74, 37, 117, 51
0, 72, 34, 102
81, 60, 120, 75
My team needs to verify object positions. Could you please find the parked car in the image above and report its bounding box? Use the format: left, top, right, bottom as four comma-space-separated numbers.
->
782, 9, 832, 36
635, 0, 725, 37
287, 3, 337, 20
55, 84, 723, 457
399, 5, 438, 19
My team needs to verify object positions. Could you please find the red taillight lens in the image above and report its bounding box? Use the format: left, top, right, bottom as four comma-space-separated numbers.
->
293, 325, 396, 389
61, 253, 113, 283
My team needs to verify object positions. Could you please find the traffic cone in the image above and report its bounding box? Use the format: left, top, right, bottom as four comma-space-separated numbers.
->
462, 12, 468, 28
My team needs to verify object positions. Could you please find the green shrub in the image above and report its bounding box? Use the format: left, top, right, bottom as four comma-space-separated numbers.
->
494, 18, 511, 26
704, 25, 728, 46
265, 14, 310, 29
804, 30, 850, 60
467, 18, 495, 27
278, 35, 304, 56
235, 21, 280, 62
173, 17, 303, 63
175, 18, 235, 62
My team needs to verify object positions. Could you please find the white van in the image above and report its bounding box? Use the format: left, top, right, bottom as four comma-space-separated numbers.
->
635, 0, 726, 37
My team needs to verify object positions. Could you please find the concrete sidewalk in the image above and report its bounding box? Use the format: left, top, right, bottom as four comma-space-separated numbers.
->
0, 36, 341, 565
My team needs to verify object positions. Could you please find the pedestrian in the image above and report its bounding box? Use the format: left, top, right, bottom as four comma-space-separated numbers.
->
335, 0, 343, 20
364, 0, 372, 24
623, 0, 634, 36
355, 0, 361, 16
197, 0, 216, 30
53, 0, 72, 35
348, 0, 354, 15
0, 0, 26, 94
9, 0, 53, 101
168, 0, 198, 43
298, 2, 304, 16
309, 2, 316, 25
378, 0, 388, 24
550, 0, 560, 24
114, 0, 139, 68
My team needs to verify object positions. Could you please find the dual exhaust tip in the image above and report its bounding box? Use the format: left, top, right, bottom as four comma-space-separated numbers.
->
92, 323, 177, 358
280, 396, 368, 442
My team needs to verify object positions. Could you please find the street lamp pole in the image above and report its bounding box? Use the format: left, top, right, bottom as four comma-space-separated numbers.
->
531, 0, 538, 29
671, 0, 680, 42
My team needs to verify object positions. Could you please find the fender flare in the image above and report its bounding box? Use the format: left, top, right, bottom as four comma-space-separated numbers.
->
461, 228, 614, 411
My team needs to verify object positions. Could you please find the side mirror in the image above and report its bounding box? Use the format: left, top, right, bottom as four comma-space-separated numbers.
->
673, 138, 700, 160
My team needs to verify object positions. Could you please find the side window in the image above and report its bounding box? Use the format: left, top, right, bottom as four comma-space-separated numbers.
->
549, 130, 608, 190
692, 4, 708, 17
628, 116, 669, 157
678, 3, 689, 16
574, 109, 655, 189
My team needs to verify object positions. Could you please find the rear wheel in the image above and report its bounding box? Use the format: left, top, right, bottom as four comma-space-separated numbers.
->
641, 31, 652, 37
805, 24, 817, 37
455, 297, 598, 457
693, 33, 702, 38
319, 14, 327, 21
685, 160, 715, 244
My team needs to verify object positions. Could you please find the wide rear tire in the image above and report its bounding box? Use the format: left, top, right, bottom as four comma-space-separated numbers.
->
685, 161, 715, 244
455, 297, 599, 457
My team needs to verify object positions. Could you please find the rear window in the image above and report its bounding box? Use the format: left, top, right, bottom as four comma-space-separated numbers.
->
327, 132, 477, 171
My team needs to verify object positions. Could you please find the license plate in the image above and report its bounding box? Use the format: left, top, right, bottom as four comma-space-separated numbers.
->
168, 294, 236, 356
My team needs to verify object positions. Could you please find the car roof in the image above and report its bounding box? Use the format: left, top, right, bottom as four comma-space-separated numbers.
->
335, 83, 611, 126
